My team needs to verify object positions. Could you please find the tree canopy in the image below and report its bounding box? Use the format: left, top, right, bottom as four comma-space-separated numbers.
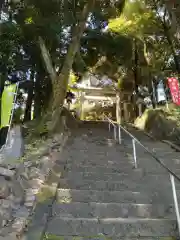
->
0, 0, 179, 126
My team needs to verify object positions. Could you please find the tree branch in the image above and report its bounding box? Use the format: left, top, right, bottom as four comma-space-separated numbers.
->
38, 36, 57, 83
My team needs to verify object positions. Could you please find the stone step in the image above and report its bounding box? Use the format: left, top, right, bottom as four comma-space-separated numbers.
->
126, 150, 180, 166
80, 121, 109, 128
60, 149, 126, 160
56, 189, 176, 204
60, 171, 172, 182
46, 217, 177, 237
59, 153, 180, 166
58, 179, 179, 191
59, 158, 180, 175
62, 164, 172, 174
60, 160, 180, 176
45, 236, 176, 240
121, 148, 180, 166
59, 158, 132, 167
52, 202, 174, 219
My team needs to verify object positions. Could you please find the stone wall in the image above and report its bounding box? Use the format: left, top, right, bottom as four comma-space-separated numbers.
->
0, 127, 70, 239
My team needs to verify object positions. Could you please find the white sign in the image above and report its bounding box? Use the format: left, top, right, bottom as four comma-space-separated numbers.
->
157, 80, 166, 102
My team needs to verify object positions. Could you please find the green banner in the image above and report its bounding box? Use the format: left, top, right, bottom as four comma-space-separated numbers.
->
1, 84, 17, 128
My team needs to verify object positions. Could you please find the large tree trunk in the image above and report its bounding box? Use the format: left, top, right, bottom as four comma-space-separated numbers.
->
38, 0, 95, 132
0, 0, 5, 15
52, 1, 95, 110
152, 0, 180, 73
24, 83, 34, 122
39, 0, 95, 113
116, 91, 121, 124
34, 70, 43, 119
133, 38, 139, 93
0, 73, 6, 126
162, 21, 180, 73
164, 1, 180, 41
133, 38, 139, 117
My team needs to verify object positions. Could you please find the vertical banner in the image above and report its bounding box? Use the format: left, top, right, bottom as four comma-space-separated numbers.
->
168, 77, 180, 105
1, 84, 17, 128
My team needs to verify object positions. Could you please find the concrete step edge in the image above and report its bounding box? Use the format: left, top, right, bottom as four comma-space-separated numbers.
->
52, 202, 175, 218
48, 216, 177, 221
53, 202, 173, 207
45, 235, 176, 240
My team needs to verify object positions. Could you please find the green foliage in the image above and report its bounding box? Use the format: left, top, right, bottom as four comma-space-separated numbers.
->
69, 71, 77, 85
45, 235, 113, 240
108, 0, 174, 78
0, 0, 177, 122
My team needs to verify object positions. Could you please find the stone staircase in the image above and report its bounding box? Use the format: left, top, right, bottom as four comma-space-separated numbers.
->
44, 124, 180, 239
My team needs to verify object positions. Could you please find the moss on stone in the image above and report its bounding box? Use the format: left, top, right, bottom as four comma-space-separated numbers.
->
37, 185, 56, 203
45, 236, 82, 240
159, 238, 176, 240
45, 235, 113, 240
134, 108, 180, 143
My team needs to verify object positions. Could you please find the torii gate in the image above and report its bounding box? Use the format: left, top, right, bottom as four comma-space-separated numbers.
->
70, 86, 141, 122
